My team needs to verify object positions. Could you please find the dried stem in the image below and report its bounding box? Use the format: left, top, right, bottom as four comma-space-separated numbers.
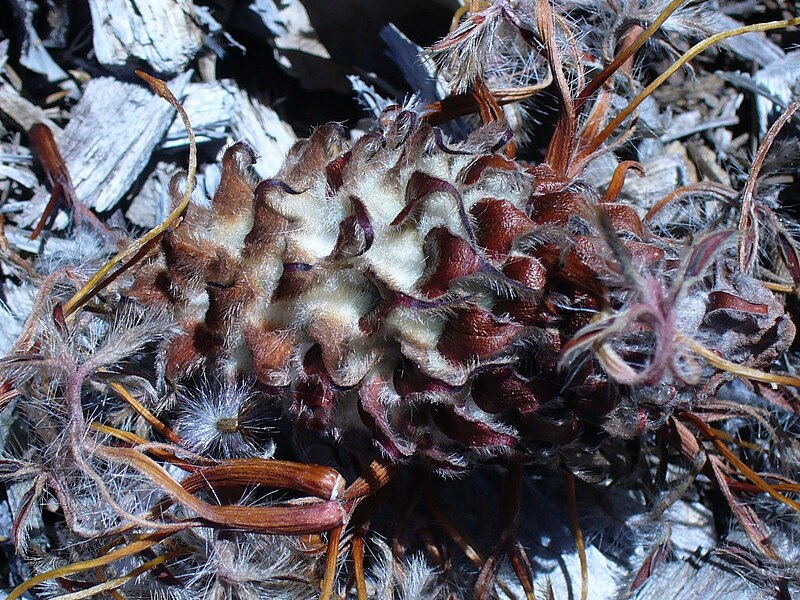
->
27, 123, 118, 245
574, 0, 687, 109
63, 72, 197, 318
7, 532, 174, 600
583, 17, 800, 158
738, 96, 800, 270
319, 525, 343, 600
351, 532, 369, 600
108, 382, 182, 444
564, 471, 588, 600
682, 411, 800, 513
681, 335, 800, 387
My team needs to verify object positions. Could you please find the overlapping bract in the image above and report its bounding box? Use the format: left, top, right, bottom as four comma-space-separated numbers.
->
130, 109, 794, 475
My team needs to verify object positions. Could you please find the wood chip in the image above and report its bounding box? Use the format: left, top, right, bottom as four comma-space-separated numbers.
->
0, 164, 37, 189
0, 82, 62, 134
88, 0, 203, 74
163, 80, 296, 178
247, 0, 330, 61
9, 0, 69, 82
238, 0, 346, 91
22, 73, 191, 218
229, 87, 296, 178
381, 24, 444, 104
710, 13, 786, 67
163, 81, 238, 148
124, 161, 176, 228
754, 50, 800, 136
0, 39, 9, 71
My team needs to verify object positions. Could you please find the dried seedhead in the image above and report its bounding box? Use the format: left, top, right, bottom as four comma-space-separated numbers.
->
4, 1, 800, 599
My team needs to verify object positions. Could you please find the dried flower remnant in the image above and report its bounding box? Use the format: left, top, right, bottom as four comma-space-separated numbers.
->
174, 380, 277, 459
4, 1, 800, 599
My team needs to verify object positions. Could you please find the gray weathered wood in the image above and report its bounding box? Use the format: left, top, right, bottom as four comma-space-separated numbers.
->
163, 80, 296, 178
10, 0, 69, 82
230, 87, 296, 179
247, 0, 330, 63
0, 164, 37, 190
124, 161, 176, 228
381, 24, 444, 105
89, 0, 203, 74
16, 73, 191, 224
0, 82, 62, 134
0, 39, 8, 71
238, 0, 346, 92
754, 50, 800, 136
163, 81, 238, 148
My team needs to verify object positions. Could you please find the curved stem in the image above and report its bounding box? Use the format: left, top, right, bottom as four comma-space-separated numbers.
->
583, 17, 800, 159
575, 0, 687, 109
564, 471, 588, 600
738, 96, 800, 270
63, 73, 197, 318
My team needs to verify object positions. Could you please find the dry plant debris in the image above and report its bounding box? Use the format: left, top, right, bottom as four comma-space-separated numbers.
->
3, 1, 800, 599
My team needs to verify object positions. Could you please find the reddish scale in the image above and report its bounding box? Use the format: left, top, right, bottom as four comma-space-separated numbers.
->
201, 245, 238, 285
242, 184, 288, 260
533, 243, 604, 298
430, 403, 517, 450
211, 143, 257, 219
420, 227, 482, 297
459, 154, 519, 185
203, 253, 255, 337
282, 125, 344, 191
517, 402, 581, 445
625, 240, 665, 266
330, 196, 374, 260
470, 365, 558, 414
491, 368, 577, 447
569, 373, 619, 418
308, 329, 353, 385
598, 203, 645, 239
205, 280, 252, 340
416, 434, 467, 473
272, 264, 315, 301
703, 290, 773, 335
387, 124, 434, 179
569, 236, 607, 273
356, 274, 417, 337
527, 164, 569, 193
393, 357, 456, 400
537, 327, 564, 373
438, 305, 523, 363
325, 150, 352, 194
529, 191, 586, 226
501, 256, 547, 290
357, 371, 413, 460
164, 321, 217, 381
333, 132, 385, 189
493, 296, 551, 327
708, 291, 769, 316
562, 290, 601, 335
293, 379, 335, 432
244, 323, 296, 386
291, 345, 337, 432
471, 198, 535, 261
393, 172, 464, 229
385, 110, 420, 146
128, 265, 172, 308
161, 232, 217, 294
163, 172, 208, 226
